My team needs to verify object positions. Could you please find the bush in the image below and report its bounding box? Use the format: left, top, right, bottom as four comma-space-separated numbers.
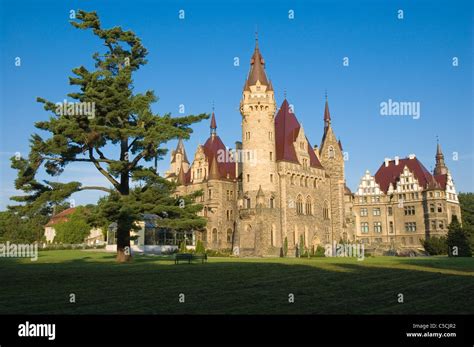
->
195, 240, 205, 254
178, 240, 188, 253
314, 245, 325, 257
422, 236, 448, 255
206, 249, 232, 257
54, 212, 91, 244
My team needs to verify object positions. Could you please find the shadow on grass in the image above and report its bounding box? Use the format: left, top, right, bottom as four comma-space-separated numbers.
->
0, 251, 473, 315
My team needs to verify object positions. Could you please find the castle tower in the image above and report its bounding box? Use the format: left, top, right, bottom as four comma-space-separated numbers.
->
319, 96, 346, 242
239, 37, 277, 205
166, 138, 190, 178
434, 139, 448, 176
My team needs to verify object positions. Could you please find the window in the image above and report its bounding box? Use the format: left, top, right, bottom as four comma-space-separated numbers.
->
323, 201, 330, 220
208, 189, 212, 199
438, 221, 444, 229
270, 152, 273, 161
305, 196, 312, 215
404, 206, 415, 216
328, 146, 335, 158
296, 195, 304, 215
437, 204, 443, 213
389, 221, 394, 233
431, 220, 436, 230
404, 222, 417, 232
226, 210, 233, 221
360, 208, 368, 217
247, 174, 250, 183
430, 204, 435, 213
269, 197, 275, 209
270, 174, 273, 183
374, 222, 382, 233
212, 228, 218, 243
245, 197, 251, 209
227, 229, 233, 243
361, 222, 369, 233
388, 207, 393, 216
373, 208, 381, 216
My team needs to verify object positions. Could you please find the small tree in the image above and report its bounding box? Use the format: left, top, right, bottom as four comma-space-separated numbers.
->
179, 239, 187, 253
283, 237, 288, 257
299, 235, 305, 258
447, 216, 472, 257
195, 239, 205, 254
54, 207, 91, 244
422, 236, 448, 255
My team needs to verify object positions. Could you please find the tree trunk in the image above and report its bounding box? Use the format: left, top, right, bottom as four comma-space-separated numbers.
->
116, 138, 132, 263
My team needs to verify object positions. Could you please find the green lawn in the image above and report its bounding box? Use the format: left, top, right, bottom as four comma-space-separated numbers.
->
1, 250, 473, 314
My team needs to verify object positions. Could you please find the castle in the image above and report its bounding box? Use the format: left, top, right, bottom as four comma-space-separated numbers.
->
164, 39, 461, 256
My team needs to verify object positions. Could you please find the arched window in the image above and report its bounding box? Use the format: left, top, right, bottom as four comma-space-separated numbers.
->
269, 196, 275, 209
323, 200, 330, 220
296, 195, 304, 215
291, 174, 295, 185
204, 206, 208, 217
313, 178, 317, 189
202, 229, 208, 245
212, 228, 218, 243
328, 146, 335, 159
227, 228, 233, 243
305, 196, 312, 215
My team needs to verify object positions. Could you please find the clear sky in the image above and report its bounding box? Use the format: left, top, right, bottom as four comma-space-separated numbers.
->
0, 0, 473, 210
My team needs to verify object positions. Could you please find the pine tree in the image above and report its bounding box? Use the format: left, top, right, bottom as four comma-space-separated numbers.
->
446, 216, 472, 257
10, 10, 208, 262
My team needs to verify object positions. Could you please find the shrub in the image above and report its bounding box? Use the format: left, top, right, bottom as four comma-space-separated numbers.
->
422, 236, 448, 255
447, 216, 472, 257
314, 245, 325, 257
206, 249, 231, 257
178, 240, 188, 253
195, 240, 205, 254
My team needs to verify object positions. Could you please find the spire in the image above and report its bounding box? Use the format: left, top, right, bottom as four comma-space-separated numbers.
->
171, 138, 189, 164
210, 111, 217, 136
208, 155, 220, 180
177, 162, 186, 185
323, 95, 332, 136
434, 137, 448, 176
244, 35, 270, 90
338, 139, 343, 151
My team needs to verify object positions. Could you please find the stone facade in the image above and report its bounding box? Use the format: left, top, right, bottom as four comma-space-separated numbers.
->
165, 39, 460, 256
353, 149, 461, 248
165, 39, 353, 256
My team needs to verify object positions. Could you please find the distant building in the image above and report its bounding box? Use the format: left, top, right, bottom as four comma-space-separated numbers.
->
353, 143, 461, 247
44, 207, 104, 245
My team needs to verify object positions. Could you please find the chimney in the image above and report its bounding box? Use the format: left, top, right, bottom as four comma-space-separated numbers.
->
384, 158, 390, 167
394, 156, 399, 165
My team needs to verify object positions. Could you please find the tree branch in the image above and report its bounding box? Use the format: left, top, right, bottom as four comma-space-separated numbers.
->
88, 148, 120, 190
79, 186, 113, 193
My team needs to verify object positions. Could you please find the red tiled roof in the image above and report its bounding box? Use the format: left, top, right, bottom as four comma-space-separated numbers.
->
245, 41, 270, 89
434, 174, 448, 189
45, 207, 76, 227
203, 135, 236, 180
374, 157, 436, 193
275, 99, 323, 169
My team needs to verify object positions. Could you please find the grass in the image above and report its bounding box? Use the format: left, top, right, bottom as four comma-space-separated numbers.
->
0, 250, 473, 314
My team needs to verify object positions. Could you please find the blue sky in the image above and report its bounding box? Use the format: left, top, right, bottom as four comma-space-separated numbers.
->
0, 0, 472, 210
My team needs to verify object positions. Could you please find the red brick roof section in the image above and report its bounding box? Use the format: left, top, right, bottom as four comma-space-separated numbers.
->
203, 135, 236, 180
45, 207, 76, 227
275, 99, 323, 169
374, 157, 437, 193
